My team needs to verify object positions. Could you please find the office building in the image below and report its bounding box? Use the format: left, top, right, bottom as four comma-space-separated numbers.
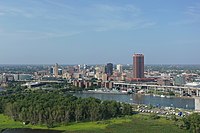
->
105, 63, 113, 76
133, 54, 144, 79
54, 63, 58, 77
117, 64, 123, 73
58, 69, 63, 75
50, 67, 54, 75
14, 74, 32, 81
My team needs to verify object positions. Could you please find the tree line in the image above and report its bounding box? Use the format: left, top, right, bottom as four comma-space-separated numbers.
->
0, 90, 132, 127
173, 113, 200, 133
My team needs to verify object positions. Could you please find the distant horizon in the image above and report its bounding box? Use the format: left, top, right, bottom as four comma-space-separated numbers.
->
1, 63, 200, 66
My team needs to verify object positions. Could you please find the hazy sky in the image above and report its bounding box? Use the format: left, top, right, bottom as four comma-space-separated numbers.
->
0, 0, 200, 64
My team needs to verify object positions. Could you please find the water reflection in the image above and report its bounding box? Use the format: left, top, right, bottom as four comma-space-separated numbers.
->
0, 87, 4, 92
74, 92, 195, 110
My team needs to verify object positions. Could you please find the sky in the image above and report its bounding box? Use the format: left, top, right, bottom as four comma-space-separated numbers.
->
0, 0, 200, 65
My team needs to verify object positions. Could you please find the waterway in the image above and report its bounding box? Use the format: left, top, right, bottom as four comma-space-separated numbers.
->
74, 92, 195, 110
0, 88, 4, 92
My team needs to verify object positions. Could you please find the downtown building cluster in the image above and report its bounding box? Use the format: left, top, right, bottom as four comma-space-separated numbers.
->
0, 54, 200, 95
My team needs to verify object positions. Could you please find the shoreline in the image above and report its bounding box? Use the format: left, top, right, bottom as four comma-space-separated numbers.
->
78, 90, 195, 99
81, 90, 131, 95
74, 91, 195, 110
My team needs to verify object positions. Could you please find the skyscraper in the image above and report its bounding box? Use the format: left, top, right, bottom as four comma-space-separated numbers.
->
133, 54, 144, 79
58, 69, 63, 75
50, 67, 54, 75
116, 64, 123, 73
54, 63, 58, 77
105, 63, 113, 76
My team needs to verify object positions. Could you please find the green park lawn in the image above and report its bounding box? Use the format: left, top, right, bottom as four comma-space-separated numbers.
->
0, 114, 189, 133
0, 114, 25, 130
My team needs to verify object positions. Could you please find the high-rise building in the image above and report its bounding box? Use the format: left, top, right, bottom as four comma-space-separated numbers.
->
116, 64, 123, 73
50, 67, 54, 75
133, 54, 144, 79
58, 69, 63, 75
54, 63, 58, 77
102, 73, 108, 81
105, 63, 113, 76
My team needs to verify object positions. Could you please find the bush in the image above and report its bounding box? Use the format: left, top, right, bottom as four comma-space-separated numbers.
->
149, 113, 160, 120
175, 120, 185, 129
171, 115, 178, 121
169, 91, 175, 96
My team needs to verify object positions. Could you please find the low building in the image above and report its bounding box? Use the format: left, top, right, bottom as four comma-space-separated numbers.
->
185, 82, 200, 88
22, 82, 46, 88
157, 78, 171, 86
174, 76, 186, 86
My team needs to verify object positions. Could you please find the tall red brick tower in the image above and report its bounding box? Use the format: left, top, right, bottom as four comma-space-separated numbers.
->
133, 54, 144, 79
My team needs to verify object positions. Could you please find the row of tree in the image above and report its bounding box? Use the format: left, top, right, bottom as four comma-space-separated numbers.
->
174, 113, 200, 133
0, 90, 132, 127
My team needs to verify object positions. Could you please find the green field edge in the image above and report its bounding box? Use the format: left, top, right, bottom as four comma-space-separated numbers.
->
0, 114, 189, 133
0, 114, 132, 132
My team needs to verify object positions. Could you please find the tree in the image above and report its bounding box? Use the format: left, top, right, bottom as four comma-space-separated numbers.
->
89, 101, 100, 121
0, 100, 3, 113
149, 113, 160, 120
169, 91, 175, 96
0, 89, 133, 127
121, 103, 132, 115
75, 104, 83, 122
187, 113, 200, 133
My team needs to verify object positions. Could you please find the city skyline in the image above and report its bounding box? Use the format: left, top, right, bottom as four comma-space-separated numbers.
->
0, 0, 200, 64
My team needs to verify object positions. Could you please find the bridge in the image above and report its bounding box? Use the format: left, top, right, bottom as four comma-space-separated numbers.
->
38, 80, 64, 83
19, 80, 64, 83
113, 82, 200, 97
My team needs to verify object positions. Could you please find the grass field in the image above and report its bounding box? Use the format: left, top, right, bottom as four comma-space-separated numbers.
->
0, 114, 189, 133
0, 114, 25, 130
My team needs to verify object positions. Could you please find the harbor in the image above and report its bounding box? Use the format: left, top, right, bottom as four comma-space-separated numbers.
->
74, 91, 195, 110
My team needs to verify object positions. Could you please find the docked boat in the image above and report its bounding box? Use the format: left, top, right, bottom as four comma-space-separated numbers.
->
160, 95, 165, 98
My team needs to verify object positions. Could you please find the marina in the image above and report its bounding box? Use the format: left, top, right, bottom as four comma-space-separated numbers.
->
74, 91, 195, 110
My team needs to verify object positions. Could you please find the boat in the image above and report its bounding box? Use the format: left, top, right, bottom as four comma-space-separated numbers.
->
160, 95, 165, 98
153, 94, 160, 97
86, 88, 130, 95
166, 96, 172, 98
137, 89, 145, 94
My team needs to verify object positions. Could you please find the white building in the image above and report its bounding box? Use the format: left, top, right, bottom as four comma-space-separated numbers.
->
185, 82, 200, 88
116, 64, 123, 73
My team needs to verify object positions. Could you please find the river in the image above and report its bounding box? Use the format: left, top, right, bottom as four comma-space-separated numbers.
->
0, 88, 4, 92
74, 92, 195, 110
